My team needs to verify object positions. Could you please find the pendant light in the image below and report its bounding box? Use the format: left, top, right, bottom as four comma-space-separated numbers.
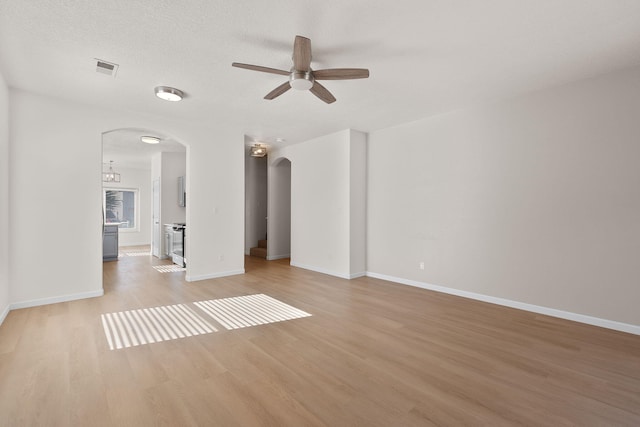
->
103, 160, 121, 183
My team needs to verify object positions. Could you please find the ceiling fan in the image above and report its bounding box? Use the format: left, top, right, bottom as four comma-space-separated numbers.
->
232, 35, 369, 104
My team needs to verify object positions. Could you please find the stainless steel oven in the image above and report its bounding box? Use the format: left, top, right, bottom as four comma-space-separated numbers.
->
169, 223, 186, 267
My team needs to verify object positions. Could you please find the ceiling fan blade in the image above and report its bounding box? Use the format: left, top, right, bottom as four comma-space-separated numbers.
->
313, 68, 370, 80
232, 62, 289, 76
293, 36, 312, 71
309, 81, 336, 104
264, 81, 292, 100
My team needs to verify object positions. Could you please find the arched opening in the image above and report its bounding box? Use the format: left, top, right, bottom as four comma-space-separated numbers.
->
101, 128, 188, 287
267, 157, 291, 261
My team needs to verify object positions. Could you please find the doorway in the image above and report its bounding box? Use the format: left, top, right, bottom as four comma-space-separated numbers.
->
245, 146, 268, 258
101, 128, 187, 276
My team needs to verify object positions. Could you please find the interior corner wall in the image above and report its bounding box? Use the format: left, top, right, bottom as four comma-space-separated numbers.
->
349, 130, 367, 277
102, 166, 152, 246
367, 65, 640, 327
270, 129, 366, 279
245, 148, 268, 255
0, 72, 9, 323
267, 158, 291, 260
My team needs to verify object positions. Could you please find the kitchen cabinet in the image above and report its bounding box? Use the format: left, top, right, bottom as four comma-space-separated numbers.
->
103, 224, 119, 261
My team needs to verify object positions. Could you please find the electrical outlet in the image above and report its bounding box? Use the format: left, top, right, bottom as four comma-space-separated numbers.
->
419, 262, 425, 270
219, 255, 224, 261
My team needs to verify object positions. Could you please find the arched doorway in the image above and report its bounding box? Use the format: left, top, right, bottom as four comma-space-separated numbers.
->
101, 128, 188, 279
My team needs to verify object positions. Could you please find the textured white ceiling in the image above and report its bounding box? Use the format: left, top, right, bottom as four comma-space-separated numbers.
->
2, 0, 640, 146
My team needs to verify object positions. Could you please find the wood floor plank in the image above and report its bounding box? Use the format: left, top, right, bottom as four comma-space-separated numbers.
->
172, 376, 243, 427
69, 374, 113, 427
105, 384, 157, 427
0, 249, 638, 426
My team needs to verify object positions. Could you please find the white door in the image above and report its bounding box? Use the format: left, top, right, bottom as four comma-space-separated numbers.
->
152, 179, 160, 257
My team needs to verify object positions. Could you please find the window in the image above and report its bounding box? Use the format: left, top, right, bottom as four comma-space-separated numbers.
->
103, 188, 139, 231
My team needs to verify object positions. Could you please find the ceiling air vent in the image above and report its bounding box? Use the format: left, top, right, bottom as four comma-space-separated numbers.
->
95, 59, 119, 77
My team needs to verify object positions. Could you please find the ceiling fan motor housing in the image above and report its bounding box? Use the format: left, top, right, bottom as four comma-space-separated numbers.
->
289, 70, 314, 90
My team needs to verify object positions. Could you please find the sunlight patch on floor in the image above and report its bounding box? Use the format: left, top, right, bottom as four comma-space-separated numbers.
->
123, 251, 151, 256
194, 294, 312, 330
102, 295, 311, 350
153, 264, 186, 273
118, 250, 151, 257
101, 304, 217, 350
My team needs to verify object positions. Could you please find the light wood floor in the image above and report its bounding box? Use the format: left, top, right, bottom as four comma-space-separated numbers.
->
1, 249, 639, 426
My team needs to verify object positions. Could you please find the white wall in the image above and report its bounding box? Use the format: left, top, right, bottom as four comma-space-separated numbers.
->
270, 129, 367, 278
103, 166, 152, 246
0, 72, 9, 323
8, 89, 244, 306
367, 65, 640, 328
161, 152, 186, 226
9, 91, 103, 305
245, 148, 268, 254
184, 128, 245, 282
349, 130, 367, 277
267, 158, 291, 259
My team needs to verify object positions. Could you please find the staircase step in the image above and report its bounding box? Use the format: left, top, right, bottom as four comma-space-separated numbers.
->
250, 247, 267, 259
258, 239, 267, 248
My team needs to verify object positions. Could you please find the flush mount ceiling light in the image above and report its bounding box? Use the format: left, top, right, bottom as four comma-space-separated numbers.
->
140, 136, 160, 144
154, 86, 184, 101
103, 160, 121, 183
250, 144, 267, 157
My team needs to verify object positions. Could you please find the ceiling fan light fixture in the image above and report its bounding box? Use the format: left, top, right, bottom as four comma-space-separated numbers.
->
250, 144, 267, 157
231, 35, 369, 103
140, 136, 161, 144
154, 86, 184, 101
289, 71, 313, 90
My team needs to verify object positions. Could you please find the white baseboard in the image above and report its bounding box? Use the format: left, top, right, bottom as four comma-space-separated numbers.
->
290, 262, 354, 280
186, 269, 245, 282
119, 242, 151, 248
290, 262, 366, 280
0, 303, 10, 326
266, 254, 290, 261
10, 289, 104, 311
366, 272, 640, 336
